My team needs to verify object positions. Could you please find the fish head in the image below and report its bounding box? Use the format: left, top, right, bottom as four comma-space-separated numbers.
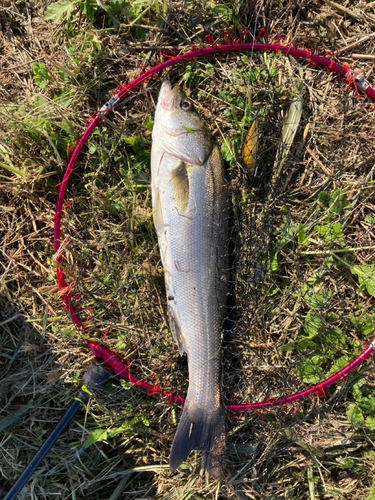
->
153, 81, 213, 166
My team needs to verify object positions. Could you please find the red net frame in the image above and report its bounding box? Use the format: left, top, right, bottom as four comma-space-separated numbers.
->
54, 41, 375, 412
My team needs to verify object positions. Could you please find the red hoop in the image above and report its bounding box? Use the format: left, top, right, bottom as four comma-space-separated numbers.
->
54, 41, 375, 413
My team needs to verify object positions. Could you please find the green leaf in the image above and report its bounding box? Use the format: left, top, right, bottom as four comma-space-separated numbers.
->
144, 114, 154, 131
33, 62, 53, 89
358, 393, 375, 413
304, 312, 322, 336
88, 143, 97, 154
221, 137, 234, 164
276, 217, 304, 248
207, 3, 231, 17
329, 222, 344, 245
319, 191, 328, 202
45, 0, 75, 22
133, 26, 149, 40
84, 428, 108, 448
297, 226, 308, 245
120, 379, 133, 390
347, 403, 364, 426
352, 378, 366, 401
322, 255, 334, 270
80, 0, 98, 22
329, 189, 350, 215
337, 458, 355, 470
266, 285, 279, 297
350, 264, 375, 297
366, 417, 375, 430
297, 356, 324, 384
183, 64, 193, 82
315, 222, 344, 245
34, 77, 46, 89
110, 0, 125, 16
365, 483, 375, 500
270, 252, 278, 272
315, 224, 327, 236
107, 425, 129, 438
302, 285, 331, 310
365, 215, 375, 224
352, 315, 374, 335
327, 355, 349, 376
57, 117, 75, 135
94, 0, 119, 27
280, 338, 315, 352
182, 125, 194, 133
125, 135, 141, 148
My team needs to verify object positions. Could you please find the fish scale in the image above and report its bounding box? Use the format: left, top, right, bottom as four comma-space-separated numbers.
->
151, 81, 227, 476
168, 159, 221, 407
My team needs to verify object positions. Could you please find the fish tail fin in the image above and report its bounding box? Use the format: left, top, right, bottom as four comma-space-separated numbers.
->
169, 400, 226, 478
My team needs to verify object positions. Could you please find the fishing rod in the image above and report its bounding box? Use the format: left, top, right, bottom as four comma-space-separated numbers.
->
54, 39, 375, 413
4, 359, 113, 500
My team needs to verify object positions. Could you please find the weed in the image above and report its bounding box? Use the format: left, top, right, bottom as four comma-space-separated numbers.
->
33, 63, 53, 89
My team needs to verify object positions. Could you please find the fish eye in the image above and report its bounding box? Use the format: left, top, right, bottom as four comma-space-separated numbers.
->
181, 100, 193, 110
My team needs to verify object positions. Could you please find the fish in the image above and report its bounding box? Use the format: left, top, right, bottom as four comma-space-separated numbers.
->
151, 81, 228, 477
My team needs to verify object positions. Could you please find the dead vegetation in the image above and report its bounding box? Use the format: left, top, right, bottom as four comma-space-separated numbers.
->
1, 0, 375, 498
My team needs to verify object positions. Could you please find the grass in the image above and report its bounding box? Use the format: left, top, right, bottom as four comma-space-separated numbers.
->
1, 0, 375, 498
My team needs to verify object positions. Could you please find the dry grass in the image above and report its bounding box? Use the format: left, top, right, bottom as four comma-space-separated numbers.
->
1, 0, 375, 498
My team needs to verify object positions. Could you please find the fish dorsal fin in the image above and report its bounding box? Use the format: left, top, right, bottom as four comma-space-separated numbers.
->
171, 161, 189, 215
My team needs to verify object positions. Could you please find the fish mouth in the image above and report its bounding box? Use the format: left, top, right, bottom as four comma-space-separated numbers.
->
158, 81, 176, 110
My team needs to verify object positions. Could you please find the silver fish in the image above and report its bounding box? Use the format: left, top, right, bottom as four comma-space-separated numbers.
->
151, 81, 227, 476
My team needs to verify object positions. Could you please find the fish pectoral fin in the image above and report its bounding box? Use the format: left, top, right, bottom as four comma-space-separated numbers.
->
171, 161, 189, 214
168, 303, 187, 356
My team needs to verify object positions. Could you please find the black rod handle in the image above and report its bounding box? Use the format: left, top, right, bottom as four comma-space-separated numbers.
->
5, 358, 113, 500
4, 392, 88, 500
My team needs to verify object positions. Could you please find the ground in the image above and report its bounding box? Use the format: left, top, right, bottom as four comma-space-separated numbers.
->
1, 0, 375, 499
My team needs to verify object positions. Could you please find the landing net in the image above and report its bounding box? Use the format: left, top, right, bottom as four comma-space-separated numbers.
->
54, 35, 375, 475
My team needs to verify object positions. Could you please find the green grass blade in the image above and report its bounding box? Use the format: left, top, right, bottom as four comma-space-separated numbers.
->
0, 405, 32, 432
0, 162, 25, 176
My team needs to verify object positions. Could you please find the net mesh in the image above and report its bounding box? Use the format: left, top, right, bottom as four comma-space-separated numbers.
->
56, 46, 375, 474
